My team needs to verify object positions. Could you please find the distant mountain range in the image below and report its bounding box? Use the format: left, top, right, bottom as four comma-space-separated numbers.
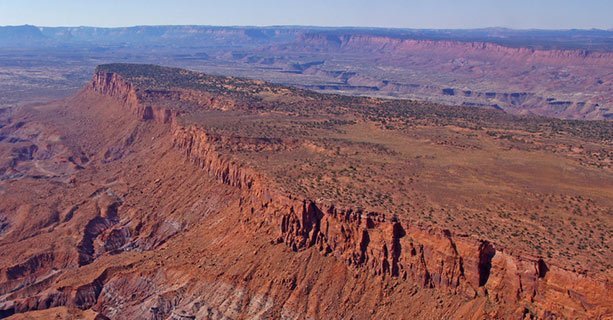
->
1, 25, 612, 51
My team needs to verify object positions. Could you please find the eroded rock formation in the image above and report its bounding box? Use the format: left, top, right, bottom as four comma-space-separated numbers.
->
0, 65, 610, 319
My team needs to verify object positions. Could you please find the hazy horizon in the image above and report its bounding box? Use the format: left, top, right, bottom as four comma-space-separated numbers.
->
1, 0, 611, 30
3, 24, 612, 32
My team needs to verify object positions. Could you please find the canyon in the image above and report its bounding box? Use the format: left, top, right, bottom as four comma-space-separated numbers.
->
0, 64, 611, 319
1, 26, 611, 120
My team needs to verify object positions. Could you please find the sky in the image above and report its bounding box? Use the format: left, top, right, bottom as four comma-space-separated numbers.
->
0, 0, 611, 30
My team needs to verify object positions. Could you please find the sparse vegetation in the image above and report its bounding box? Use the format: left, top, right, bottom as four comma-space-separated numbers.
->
91, 64, 613, 273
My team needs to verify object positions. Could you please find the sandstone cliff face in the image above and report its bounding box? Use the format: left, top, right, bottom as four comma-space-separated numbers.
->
90, 72, 143, 120
299, 34, 613, 66
91, 71, 183, 124
258, 199, 612, 318
91, 71, 243, 121
172, 126, 259, 191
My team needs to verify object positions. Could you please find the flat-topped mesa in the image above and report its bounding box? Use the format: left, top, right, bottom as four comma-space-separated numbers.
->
89, 64, 260, 123
299, 34, 613, 65
88, 64, 298, 199
90, 69, 177, 124
83, 64, 612, 319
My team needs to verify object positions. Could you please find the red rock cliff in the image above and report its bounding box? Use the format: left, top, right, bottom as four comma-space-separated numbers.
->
88, 71, 613, 319
299, 34, 613, 66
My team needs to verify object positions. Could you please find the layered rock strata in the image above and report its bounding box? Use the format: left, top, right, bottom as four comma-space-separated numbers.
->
87, 71, 611, 319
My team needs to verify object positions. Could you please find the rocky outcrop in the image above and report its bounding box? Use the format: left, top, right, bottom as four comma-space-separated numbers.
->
90, 71, 178, 124
172, 126, 260, 191
3, 252, 55, 282
90, 72, 141, 117
242, 197, 612, 318
77, 201, 121, 266
90, 70, 245, 123
6, 265, 131, 316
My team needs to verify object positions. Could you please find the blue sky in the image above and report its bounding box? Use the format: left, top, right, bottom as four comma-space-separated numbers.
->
0, 0, 611, 29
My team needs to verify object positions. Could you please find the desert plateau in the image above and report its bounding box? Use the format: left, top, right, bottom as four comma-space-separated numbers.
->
0, 62, 610, 319
0, 1, 612, 319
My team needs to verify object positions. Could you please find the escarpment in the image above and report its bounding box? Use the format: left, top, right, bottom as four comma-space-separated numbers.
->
299, 34, 613, 65
237, 196, 612, 319
171, 126, 259, 191
91, 66, 611, 319
1, 64, 611, 319
90, 71, 143, 120
90, 69, 244, 124
89, 71, 263, 192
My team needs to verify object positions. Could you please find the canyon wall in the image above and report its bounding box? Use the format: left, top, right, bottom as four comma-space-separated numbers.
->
169, 122, 613, 318
299, 34, 613, 65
